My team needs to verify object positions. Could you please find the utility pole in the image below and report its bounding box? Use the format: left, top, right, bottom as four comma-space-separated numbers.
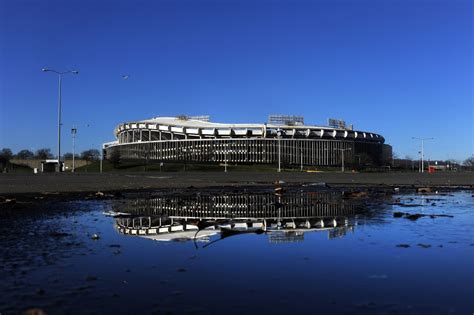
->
412, 137, 434, 173
71, 128, 77, 172
100, 149, 103, 174
334, 147, 352, 173
42, 68, 79, 172
277, 128, 282, 172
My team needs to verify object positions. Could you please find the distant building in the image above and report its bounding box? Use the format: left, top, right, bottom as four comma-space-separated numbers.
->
104, 115, 391, 167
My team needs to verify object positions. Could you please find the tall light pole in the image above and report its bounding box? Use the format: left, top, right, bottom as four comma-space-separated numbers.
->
277, 128, 282, 172
334, 147, 352, 173
100, 144, 103, 174
71, 128, 77, 172
412, 137, 433, 173
42, 68, 79, 172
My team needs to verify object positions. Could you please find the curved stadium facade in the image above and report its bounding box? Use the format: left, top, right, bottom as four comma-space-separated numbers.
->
104, 115, 391, 168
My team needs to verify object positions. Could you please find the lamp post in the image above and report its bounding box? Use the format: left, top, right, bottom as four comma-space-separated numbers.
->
334, 147, 352, 173
100, 148, 103, 174
277, 128, 282, 172
42, 68, 79, 172
412, 137, 433, 173
71, 128, 77, 172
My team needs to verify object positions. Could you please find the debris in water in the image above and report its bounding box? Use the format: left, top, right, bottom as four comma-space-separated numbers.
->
0, 197, 16, 204
396, 244, 410, 248
417, 187, 432, 193
23, 308, 46, 315
49, 231, 70, 238
406, 214, 424, 221
417, 244, 431, 248
393, 212, 453, 221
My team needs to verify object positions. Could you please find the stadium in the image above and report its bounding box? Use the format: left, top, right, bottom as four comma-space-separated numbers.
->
104, 115, 391, 169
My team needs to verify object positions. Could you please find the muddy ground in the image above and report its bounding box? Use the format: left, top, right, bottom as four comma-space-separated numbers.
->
1, 171, 472, 194
1, 171, 472, 211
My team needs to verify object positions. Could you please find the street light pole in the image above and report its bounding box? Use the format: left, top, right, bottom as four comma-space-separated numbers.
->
412, 137, 434, 173
334, 147, 352, 173
100, 146, 103, 174
57, 74, 62, 171
71, 128, 77, 172
42, 68, 79, 172
277, 129, 282, 172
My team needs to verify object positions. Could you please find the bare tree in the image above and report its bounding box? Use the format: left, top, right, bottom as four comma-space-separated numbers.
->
463, 156, 474, 170
81, 149, 100, 162
63, 152, 79, 160
35, 148, 53, 160
0, 148, 13, 171
0, 148, 13, 162
16, 149, 34, 160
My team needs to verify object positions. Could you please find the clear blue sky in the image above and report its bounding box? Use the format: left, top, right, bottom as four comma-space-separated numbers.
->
1, 0, 472, 161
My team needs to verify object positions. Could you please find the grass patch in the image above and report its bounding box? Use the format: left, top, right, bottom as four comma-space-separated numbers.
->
2, 162, 34, 173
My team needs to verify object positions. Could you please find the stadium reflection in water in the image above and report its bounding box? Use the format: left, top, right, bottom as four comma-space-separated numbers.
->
112, 190, 381, 244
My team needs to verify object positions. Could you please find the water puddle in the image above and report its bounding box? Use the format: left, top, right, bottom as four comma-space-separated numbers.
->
0, 188, 473, 314
111, 190, 380, 244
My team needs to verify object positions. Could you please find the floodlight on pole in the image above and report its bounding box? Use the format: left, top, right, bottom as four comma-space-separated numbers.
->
42, 67, 79, 172
277, 128, 282, 172
412, 137, 434, 173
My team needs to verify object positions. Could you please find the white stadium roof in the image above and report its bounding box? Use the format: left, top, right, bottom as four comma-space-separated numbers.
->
140, 116, 335, 130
